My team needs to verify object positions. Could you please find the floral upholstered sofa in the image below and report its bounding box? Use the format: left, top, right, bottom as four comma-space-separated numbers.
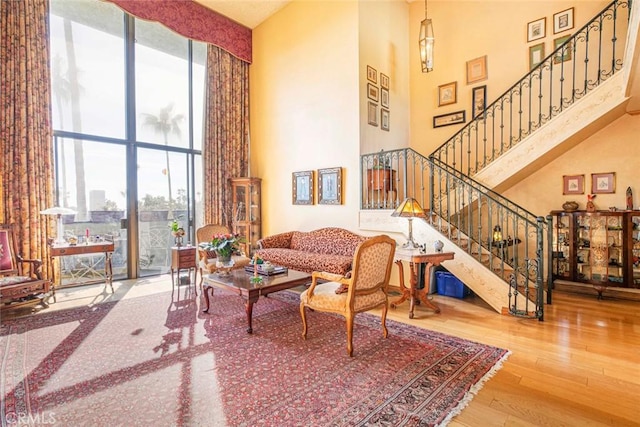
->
255, 227, 368, 275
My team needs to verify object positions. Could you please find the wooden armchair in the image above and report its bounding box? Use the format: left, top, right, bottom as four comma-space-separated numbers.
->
0, 224, 51, 310
196, 224, 250, 284
299, 235, 396, 357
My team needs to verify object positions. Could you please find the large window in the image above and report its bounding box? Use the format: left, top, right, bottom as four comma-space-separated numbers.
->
50, 0, 204, 281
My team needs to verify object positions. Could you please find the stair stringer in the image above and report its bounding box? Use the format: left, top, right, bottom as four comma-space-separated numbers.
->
474, 71, 629, 190
359, 209, 522, 314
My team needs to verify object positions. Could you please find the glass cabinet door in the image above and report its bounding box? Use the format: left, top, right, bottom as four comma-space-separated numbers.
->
631, 214, 640, 288
231, 177, 261, 256
552, 213, 572, 280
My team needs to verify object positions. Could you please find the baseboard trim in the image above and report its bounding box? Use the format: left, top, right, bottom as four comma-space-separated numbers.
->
553, 280, 640, 302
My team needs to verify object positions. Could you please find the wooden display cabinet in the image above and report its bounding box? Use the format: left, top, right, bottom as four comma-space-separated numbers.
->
550, 210, 640, 291
231, 177, 261, 256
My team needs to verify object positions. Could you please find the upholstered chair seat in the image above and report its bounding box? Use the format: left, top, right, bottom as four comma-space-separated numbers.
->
299, 235, 396, 357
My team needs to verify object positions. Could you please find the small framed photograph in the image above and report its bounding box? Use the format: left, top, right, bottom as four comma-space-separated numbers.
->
529, 42, 545, 70
381, 88, 389, 108
367, 83, 379, 102
466, 56, 487, 85
433, 110, 466, 128
367, 101, 378, 126
563, 174, 585, 195
527, 17, 546, 42
292, 170, 314, 205
554, 7, 574, 34
471, 85, 486, 119
591, 172, 615, 194
553, 36, 572, 64
438, 81, 457, 107
381, 108, 390, 131
367, 65, 377, 83
318, 167, 342, 205
380, 73, 389, 89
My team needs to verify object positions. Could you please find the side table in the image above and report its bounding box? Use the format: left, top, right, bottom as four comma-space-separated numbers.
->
171, 246, 197, 294
391, 248, 454, 318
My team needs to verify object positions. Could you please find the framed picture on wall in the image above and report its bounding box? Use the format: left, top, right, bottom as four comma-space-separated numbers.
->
367, 65, 377, 83
292, 170, 314, 205
318, 167, 342, 205
438, 81, 457, 106
433, 110, 466, 128
563, 174, 584, 195
466, 56, 488, 84
367, 83, 379, 102
527, 17, 546, 42
381, 109, 390, 131
381, 88, 389, 108
380, 73, 390, 89
367, 101, 378, 126
553, 7, 574, 34
591, 172, 615, 194
553, 36, 572, 63
471, 85, 486, 119
529, 42, 545, 70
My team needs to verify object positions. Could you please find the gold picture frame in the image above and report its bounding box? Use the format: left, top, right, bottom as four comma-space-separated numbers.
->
466, 56, 488, 85
318, 167, 342, 205
529, 42, 545, 70
527, 17, 546, 42
591, 172, 615, 194
553, 36, 572, 64
292, 170, 314, 205
438, 81, 457, 107
553, 7, 574, 34
563, 174, 584, 195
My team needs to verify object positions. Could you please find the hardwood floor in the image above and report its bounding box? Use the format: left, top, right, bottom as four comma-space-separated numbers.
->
3, 277, 639, 426
383, 290, 640, 427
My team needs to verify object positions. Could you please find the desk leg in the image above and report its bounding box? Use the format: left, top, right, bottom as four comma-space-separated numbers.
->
416, 262, 440, 314
49, 256, 57, 303
390, 260, 411, 309
105, 251, 114, 293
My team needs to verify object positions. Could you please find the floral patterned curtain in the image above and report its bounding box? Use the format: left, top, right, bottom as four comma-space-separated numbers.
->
202, 45, 250, 228
0, 0, 55, 278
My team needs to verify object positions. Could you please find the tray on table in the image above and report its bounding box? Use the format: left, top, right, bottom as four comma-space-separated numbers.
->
244, 264, 288, 276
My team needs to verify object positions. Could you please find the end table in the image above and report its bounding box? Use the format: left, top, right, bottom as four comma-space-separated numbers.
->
170, 246, 197, 294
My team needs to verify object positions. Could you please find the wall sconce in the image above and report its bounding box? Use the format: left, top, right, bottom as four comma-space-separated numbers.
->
419, 0, 434, 73
391, 198, 427, 248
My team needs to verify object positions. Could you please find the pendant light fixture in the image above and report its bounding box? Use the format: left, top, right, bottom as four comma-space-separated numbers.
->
419, 0, 434, 73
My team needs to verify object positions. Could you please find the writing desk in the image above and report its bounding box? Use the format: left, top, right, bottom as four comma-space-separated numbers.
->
391, 248, 455, 319
49, 240, 115, 300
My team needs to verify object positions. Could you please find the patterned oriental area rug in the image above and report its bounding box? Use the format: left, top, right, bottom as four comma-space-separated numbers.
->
0, 288, 509, 426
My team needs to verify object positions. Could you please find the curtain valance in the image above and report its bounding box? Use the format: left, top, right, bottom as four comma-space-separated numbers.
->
105, 0, 252, 63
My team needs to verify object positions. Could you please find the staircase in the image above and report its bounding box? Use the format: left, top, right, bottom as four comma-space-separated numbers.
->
360, 0, 637, 319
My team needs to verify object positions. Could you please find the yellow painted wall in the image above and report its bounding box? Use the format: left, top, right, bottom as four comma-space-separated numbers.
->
504, 113, 640, 213
251, 0, 632, 238
409, 1, 608, 155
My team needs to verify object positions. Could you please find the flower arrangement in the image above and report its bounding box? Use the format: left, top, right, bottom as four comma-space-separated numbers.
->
199, 233, 243, 259
169, 219, 185, 237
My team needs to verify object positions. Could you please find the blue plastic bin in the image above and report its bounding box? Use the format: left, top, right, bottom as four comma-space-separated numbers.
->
436, 271, 470, 299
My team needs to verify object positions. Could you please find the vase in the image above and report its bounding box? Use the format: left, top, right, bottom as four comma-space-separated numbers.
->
215, 253, 235, 276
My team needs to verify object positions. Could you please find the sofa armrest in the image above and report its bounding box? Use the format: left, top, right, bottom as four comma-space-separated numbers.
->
257, 231, 294, 249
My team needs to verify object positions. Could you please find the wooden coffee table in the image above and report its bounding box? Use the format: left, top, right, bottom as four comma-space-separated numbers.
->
202, 268, 311, 334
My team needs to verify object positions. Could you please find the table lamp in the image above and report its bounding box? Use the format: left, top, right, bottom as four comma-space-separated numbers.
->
40, 206, 76, 245
391, 197, 427, 248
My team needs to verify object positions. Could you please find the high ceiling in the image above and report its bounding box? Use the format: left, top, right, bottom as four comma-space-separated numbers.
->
194, 0, 291, 29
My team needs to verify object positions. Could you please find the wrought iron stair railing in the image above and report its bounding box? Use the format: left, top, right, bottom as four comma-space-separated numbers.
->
431, 0, 630, 176
361, 149, 547, 319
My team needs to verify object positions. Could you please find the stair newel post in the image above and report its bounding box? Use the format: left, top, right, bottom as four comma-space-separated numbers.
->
536, 216, 546, 321
428, 157, 434, 227
545, 214, 553, 305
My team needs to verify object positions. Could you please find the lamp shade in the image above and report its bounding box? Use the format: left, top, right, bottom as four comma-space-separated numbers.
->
419, 18, 434, 73
40, 207, 76, 215
391, 198, 426, 218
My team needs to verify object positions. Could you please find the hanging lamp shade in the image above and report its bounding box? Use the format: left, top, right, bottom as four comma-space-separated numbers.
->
419, 18, 434, 73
